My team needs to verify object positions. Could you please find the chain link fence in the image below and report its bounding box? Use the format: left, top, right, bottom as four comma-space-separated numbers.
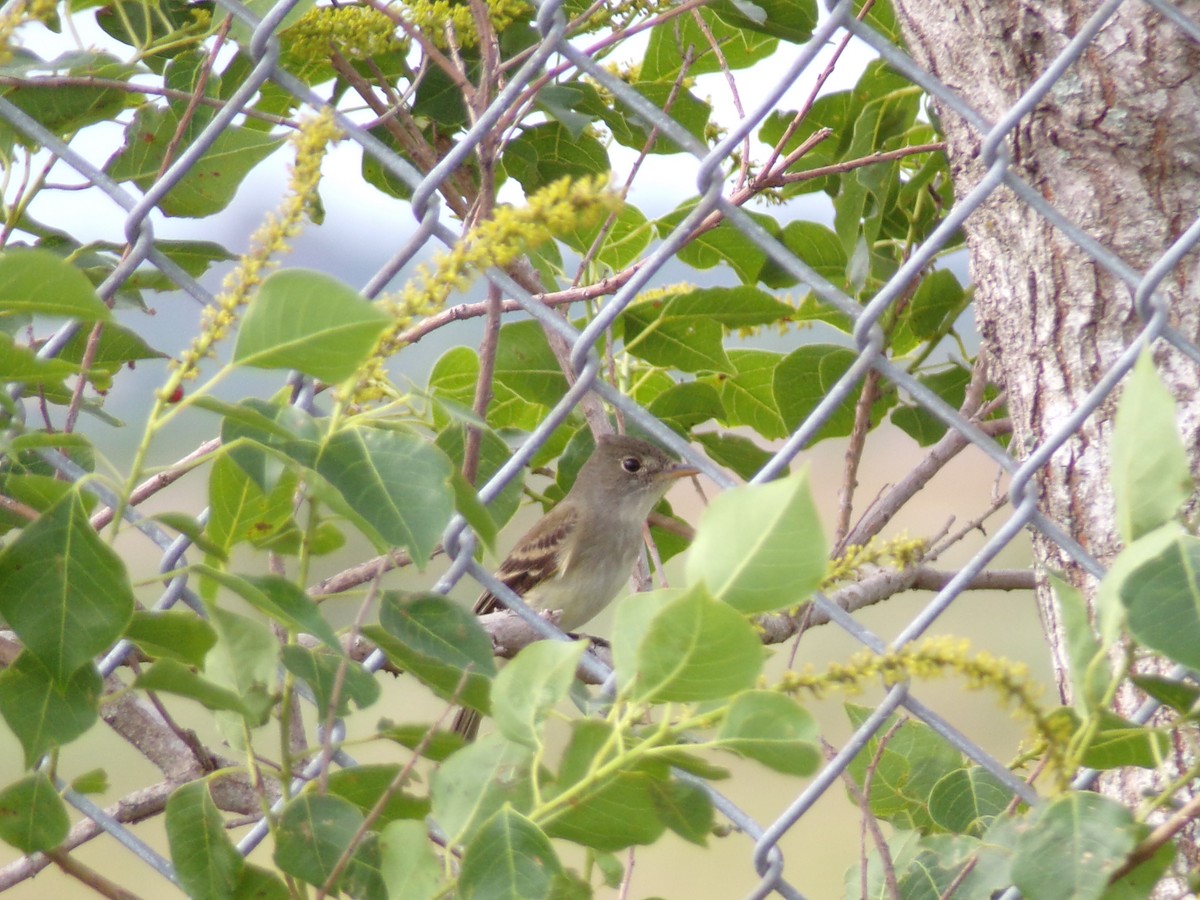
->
1, 0, 1199, 896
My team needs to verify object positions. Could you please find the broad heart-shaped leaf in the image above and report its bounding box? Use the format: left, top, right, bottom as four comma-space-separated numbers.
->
713, 691, 820, 775
327, 766, 430, 827
845, 704, 962, 832
0, 491, 134, 684
431, 735, 535, 847
124, 610, 218, 668
685, 467, 826, 614
274, 793, 384, 896
648, 381, 726, 435
694, 431, 776, 481
313, 427, 455, 567
1118, 530, 1200, 669
206, 454, 296, 554
707, 0, 816, 43
642, 7, 777, 81
490, 640, 586, 749
459, 807, 563, 900
1111, 351, 1192, 543
280, 645, 381, 718
1011, 792, 1137, 900
200, 569, 341, 653
365, 593, 497, 713
774, 343, 877, 439
0, 652, 102, 766
542, 720, 669, 851
714, 349, 788, 439
648, 777, 714, 846
0, 248, 111, 321
927, 766, 1013, 837
619, 583, 763, 703
108, 105, 283, 217
233, 269, 390, 382
379, 820, 441, 900
167, 781, 244, 900
0, 773, 69, 853
501, 121, 609, 192
622, 309, 733, 374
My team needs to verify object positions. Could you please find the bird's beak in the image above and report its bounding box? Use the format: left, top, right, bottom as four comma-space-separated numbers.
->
663, 461, 701, 480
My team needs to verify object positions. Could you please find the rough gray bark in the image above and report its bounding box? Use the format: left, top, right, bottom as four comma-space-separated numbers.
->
888, 0, 1200, 882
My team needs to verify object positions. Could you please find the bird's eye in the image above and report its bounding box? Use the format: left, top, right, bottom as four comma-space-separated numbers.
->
622, 456, 642, 473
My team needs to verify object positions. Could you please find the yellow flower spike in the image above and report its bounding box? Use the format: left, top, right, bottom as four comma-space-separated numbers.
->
343, 176, 620, 407
171, 108, 341, 386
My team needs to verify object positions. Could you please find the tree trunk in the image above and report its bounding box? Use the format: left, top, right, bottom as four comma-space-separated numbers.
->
888, 0, 1200, 883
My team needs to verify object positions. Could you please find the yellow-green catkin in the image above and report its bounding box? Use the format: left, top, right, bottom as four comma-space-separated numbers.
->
823, 534, 927, 588
168, 108, 341, 392
287, 6, 405, 65
345, 175, 620, 405
403, 0, 530, 49
781, 637, 1068, 783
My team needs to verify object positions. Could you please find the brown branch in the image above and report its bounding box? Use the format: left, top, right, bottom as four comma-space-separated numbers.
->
90, 438, 221, 531
759, 142, 947, 189
46, 848, 145, 900
835, 369, 881, 548
1109, 790, 1200, 884
0, 782, 172, 890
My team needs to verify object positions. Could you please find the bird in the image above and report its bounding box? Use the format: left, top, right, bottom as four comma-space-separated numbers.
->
451, 433, 698, 739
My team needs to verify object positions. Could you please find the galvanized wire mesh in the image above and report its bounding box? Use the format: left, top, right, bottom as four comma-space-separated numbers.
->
2, 0, 1200, 896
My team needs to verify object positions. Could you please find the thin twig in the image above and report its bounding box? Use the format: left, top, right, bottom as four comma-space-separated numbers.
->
835, 369, 881, 548
90, 438, 222, 531
46, 848, 145, 900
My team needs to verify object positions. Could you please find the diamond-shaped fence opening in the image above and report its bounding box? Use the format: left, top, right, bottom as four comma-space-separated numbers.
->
0, 0, 1198, 896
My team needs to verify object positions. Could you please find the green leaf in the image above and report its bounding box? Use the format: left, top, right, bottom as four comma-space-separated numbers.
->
619, 582, 762, 702
0, 491, 134, 683
134, 659, 271, 724
69, 769, 109, 794
460, 807, 563, 900
274, 793, 383, 895
203, 570, 341, 653
543, 720, 668, 850
0, 773, 68, 853
108, 105, 283, 217
1, 52, 136, 139
890, 365, 972, 446
490, 640, 586, 749
714, 349, 787, 438
622, 306, 733, 373
167, 782, 245, 900
502, 122, 609, 192
379, 820, 442, 900
1128, 674, 1200, 715
203, 606, 278, 716
0, 332, 77, 386
891, 269, 966, 356
232, 865, 290, 900
206, 455, 295, 554
656, 202, 768, 285
693, 431, 774, 481
1050, 575, 1111, 715
928, 767, 1013, 837
233, 269, 390, 382
647, 382, 725, 435
314, 427, 455, 567
0, 248, 111, 321
845, 705, 962, 832
1111, 352, 1192, 542
493, 320, 571, 409
642, 8, 777, 81
773, 344, 865, 439
1012, 793, 1137, 900
281, 645, 381, 717
1118, 530, 1200, 669
1075, 710, 1170, 770
436, 424, 523, 535
648, 777, 713, 846
714, 691, 820, 775
0, 652, 102, 766
707, 0, 816, 43
685, 468, 826, 614
431, 735, 534, 846
327, 766, 430, 826
561, 203, 653, 271
365, 593, 496, 713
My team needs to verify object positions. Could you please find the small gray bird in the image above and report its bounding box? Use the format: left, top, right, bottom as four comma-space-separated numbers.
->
452, 433, 698, 739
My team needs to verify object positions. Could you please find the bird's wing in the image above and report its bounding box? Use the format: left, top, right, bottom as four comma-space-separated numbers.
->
472, 504, 580, 616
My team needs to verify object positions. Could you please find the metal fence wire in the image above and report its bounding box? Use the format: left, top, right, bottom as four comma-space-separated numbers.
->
2, 0, 1200, 896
